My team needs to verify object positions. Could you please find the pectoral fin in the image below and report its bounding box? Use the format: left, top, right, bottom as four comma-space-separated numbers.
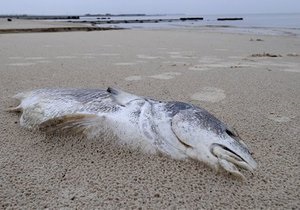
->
39, 113, 106, 136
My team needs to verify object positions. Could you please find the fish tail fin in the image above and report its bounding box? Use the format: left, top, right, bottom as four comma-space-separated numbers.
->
5, 91, 33, 112
5, 105, 22, 112
13, 91, 33, 101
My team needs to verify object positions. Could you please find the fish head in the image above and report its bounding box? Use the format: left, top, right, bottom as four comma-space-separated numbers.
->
171, 108, 257, 179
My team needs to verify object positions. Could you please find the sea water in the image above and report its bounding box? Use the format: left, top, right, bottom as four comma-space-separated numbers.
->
78, 13, 300, 36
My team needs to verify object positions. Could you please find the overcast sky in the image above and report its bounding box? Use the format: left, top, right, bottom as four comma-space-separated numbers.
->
1, 0, 300, 15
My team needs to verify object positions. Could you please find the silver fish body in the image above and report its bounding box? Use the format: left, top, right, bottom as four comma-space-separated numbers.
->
9, 87, 257, 179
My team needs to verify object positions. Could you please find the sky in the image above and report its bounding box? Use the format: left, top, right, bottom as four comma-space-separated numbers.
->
1, 0, 300, 15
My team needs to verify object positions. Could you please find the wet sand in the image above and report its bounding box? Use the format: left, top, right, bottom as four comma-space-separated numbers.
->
0, 18, 119, 33
0, 25, 299, 209
0, 18, 85, 29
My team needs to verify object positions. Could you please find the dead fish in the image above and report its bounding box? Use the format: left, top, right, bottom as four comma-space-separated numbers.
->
8, 87, 257, 179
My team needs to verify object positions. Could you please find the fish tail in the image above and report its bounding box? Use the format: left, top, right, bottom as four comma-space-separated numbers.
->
6, 90, 35, 113
5, 105, 22, 112
13, 91, 33, 101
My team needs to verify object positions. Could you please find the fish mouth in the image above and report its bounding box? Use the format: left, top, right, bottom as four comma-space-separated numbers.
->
210, 143, 257, 178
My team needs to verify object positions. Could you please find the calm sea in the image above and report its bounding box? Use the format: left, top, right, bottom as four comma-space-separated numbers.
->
78, 13, 300, 35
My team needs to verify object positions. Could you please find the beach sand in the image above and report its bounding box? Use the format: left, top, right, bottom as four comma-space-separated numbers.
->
0, 24, 299, 209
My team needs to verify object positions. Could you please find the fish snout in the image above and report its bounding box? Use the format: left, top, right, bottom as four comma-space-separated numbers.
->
210, 141, 257, 179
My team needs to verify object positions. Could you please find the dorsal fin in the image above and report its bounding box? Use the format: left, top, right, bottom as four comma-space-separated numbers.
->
107, 87, 143, 106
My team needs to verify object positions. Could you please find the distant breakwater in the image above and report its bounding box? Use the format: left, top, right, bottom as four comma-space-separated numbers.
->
0, 15, 80, 20
0, 15, 245, 24
69, 17, 204, 25
217, 18, 243, 21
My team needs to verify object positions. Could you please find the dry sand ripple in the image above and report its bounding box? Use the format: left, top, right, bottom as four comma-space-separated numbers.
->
191, 87, 226, 103
149, 72, 181, 80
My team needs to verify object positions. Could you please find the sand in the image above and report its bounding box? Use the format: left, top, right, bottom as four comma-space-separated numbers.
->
0, 23, 299, 209
0, 18, 86, 29
0, 19, 118, 34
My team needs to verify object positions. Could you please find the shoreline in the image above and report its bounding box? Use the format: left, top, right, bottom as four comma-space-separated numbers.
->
0, 26, 122, 34
1, 18, 299, 36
